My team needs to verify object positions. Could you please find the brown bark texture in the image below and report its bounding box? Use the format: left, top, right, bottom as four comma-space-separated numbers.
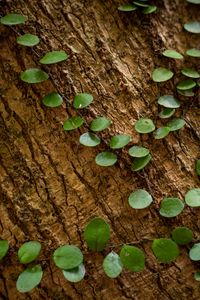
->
0, 0, 200, 299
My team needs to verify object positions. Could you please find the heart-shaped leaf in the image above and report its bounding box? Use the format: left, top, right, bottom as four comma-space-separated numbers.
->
181, 68, 200, 78
186, 48, 200, 57
162, 50, 183, 59
128, 146, 149, 158
120, 245, 145, 272
62, 263, 85, 282
16, 265, 43, 293
189, 243, 200, 261
20, 68, 49, 83
159, 197, 184, 218
18, 241, 41, 264
152, 67, 174, 82
95, 152, 117, 166
158, 95, 180, 108
185, 188, 200, 207
73, 93, 93, 109
109, 134, 131, 149
0, 240, 9, 260
118, 4, 137, 11
53, 245, 83, 269
90, 117, 111, 132
17, 34, 40, 47
152, 239, 179, 263
184, 21, 200, 33
42, 92, 63, 107
39, 51, 68, 64
0, 13, 26, 25
171, 227, 193, 245
79, 132, 100, 147
131, 154, 152, 171
166, 118, 186, 131
142, 5, 157, 14
153, 127, 170, 139
103, 252, 123, 278
63, 116, 84, 131
128, 189, 153, 209
135, 118, 155, 133
159, 108, 175, 119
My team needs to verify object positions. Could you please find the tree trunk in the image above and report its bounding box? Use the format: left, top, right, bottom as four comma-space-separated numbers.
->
0, 0, 200, 299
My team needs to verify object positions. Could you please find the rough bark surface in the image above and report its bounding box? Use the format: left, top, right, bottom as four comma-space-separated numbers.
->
0, 0, 200, 299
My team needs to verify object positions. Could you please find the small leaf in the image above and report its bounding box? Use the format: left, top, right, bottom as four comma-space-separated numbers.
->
63, 116, 84, 131
162, 50, 183, 59
120, 245, 145, 272
133, 1, 149, 7
186, 48, 200, 57
152, 239, 179, 263
0, 13, 26, 25
62, 263, 85, 283
131, 154, 152, 171
159, 108, 175, 119
166, 118, 186, 131
90, 117, 111, 132
128, 146, 149, 158
103, 252, 123, 278
42, 92, 63, 108
181, 68, 200, 78
177, 79, 196, 90
18, 241, 41, 264
159, 197, 184, 218
79, 132, 100, 147
185, 188, 200, 207
171, 227, 193, 245
194, 271, 200, 281
158, 95, 180, 108
135, 118, 155, 134
186, 0, 200, 3
73, 93, 93, 109
153, 127, 170, 139
118, 4, 137, 11
53, 245, 83, 269
0, 240, 9, 260
20, 68, 49, 83
196, 160, 200, 176
95, 152, 117, 167
109, 134, 131, 149
189, 243, 200, 261
178, 89, 195, 97
128, 189, 153, 209
83, 217, 110, 252
152, 67, 174, 82
184, 21, 200, 33
39, 50, 68, 64
142, 5, 157, 14
17, 34, 40, 47
16, 265, 43, 293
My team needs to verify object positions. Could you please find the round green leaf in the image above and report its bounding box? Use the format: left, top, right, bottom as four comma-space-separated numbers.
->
62, 263, 85, 283
187, 0, 200, 3
63, 116, 84, 131
186, 48, 200, 57
142, 5, 157, 14
135, 118, 155, 134
153, 127, 170, 139
109, 134, 131, 149
184, 21, 200, 33
120, 245, 145, 272
128, 146, 149, 158
196, 160, 200, 176
162, 50, 183, 59
194, 271, 200, 281
0, 13, 26, 25
90, 117, 111, 132
131, 154, 152, 171
152, 67, 174, 82
16, 265, 43, 293
181, 68, 200, 78
166, 118, 186, 131
73, 93, 93, 109
95, 152, 117, 167
158, 95, 180, 108
103, 252, 123, 278
185, 188, 200, 207
42, 92, 63, 108
53, 245, 83, 269
79, 132, 100, 147
83, 217, 110, 252
0, 240, 9, 260
152, 239, 179, 263
178, 89, 195, 97
159, 108, 175, 119
18, 241, 41, 264
177, 79, 196, 90
128, 189, 153, 209
17, 34, 40, 47
171, 227, 193, 245
39, 50, 68, 64
189, 243, 200, 261
159, 197, 184, 218
20, 68, 49, 83
118, 4, 137, 11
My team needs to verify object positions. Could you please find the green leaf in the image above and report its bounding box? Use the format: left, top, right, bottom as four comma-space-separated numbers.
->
181, 68, 200, 78
53, 245, 83, 269
186, 0, 200, 3
159, 108, 175, 119
162, 50, 183, 59
159, 197, 184, 218
135, 118, 155, 134
152, 239, 179, 263
189, 243, 200, 261
18, 241, 41, 264
63, 116, 84, 131
118, 4, 137, 11
166, 118, 186, 131
128, 146, 149, 158
20, 68, 49, 83
158, 95, 180, 108
152, 67, 174, 82
73, 93, 93, 109
133, 0, 148, 6
185, 188, 200, 207
177, 89, 195, 97
142, 5, 157, 14
83, 217, 110, 252
171, 227, 193, 245
186, 48, 200, 57
120, 245, 145, 272
42, 92, 63, 108
177, 79, 196, 90
16, 265, 43, 293
131, 154, 152, 171
153, 127, 170, 139
79, 132, 100, 147
194, 271, 200, 281
39, 50, 68, 64
95, 152, 117, 167
0, 13, 26, 25
0, 240, 9, 260
128, 189, 153, 209
196, 160, 200, 176
109, 134, 131, 149
90, 117, 111, 132
184, 21, 200, 33
16, 34, 40, 47
62, 263, 85, 283
103, 252, 123, 278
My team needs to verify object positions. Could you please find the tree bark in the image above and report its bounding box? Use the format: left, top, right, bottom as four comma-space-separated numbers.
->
0, 0, 200, 299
